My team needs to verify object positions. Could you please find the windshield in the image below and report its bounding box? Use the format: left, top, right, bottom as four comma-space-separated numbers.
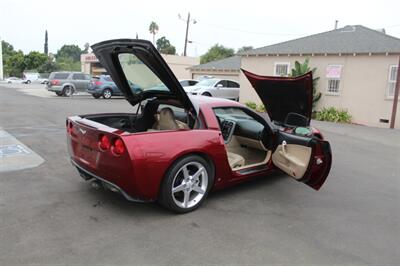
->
118, 53, 170, 94
196, 79, 218, 87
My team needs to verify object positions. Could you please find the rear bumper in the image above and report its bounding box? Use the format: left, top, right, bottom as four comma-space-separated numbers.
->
47, 85, 63, 92
71, 159, 150, 203
86, 87, 102, 94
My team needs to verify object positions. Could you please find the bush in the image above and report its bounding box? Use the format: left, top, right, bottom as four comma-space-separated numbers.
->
245, 101, 257, 110
245, 102, 266, 113
315, 107, 352, 123
256, 104, 266, 113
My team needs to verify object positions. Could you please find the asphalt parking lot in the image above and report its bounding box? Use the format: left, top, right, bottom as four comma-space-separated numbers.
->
0, 83, 399, 265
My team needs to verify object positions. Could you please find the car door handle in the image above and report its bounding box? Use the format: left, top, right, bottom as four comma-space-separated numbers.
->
279, 141, 305, 167
282, 141, 287, 155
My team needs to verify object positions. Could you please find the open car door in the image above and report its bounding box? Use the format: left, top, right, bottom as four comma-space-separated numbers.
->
272, 131, 332, 190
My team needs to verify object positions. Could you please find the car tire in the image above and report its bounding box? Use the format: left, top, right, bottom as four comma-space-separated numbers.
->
26, 80, 31, 84
102, 89, 112, 99
62, 86, 73, 97
93, 94, 101, 99
159, 155, 214, 213
55, 92, 63, 96
202, 92, 212, 97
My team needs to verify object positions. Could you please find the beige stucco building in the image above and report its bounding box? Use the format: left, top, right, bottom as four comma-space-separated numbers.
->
81, 53, 199, 79
239, 25, 400, 128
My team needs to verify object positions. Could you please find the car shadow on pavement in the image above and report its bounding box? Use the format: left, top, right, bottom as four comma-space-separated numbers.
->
81, 171, 288, 217
208, 172, 287, 201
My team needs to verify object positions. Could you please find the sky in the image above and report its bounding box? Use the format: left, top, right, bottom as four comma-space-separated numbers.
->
1, 0, 400, 57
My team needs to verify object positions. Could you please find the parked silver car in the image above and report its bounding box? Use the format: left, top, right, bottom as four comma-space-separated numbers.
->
179, 79, 198, 87
183, 78, 240, 101
46, 72, 91, 96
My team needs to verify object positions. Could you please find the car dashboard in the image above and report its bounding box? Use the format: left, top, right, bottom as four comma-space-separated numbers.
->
216, 114, 264, 144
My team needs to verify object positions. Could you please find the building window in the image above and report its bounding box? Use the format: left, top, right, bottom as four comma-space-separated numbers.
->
326, 65, 342, 95
327, 79, 340, 94
387, 65, 398, 98
274, 62, 290, 76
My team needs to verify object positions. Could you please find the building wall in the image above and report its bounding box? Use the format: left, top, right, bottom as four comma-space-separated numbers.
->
81, 53, 199, 79
161, 54, 199, 79
190, 70, 239, 81
240, 54, 400, 128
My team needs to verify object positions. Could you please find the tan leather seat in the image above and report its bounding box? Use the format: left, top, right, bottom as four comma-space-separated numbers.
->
227, 152, 245, 169
153, 107, 180, 130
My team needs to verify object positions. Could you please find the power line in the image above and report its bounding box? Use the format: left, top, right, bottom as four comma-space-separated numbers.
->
197, 20, 310, 36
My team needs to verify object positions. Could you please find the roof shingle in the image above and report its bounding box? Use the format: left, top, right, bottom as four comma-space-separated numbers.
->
241, 25, 400, 55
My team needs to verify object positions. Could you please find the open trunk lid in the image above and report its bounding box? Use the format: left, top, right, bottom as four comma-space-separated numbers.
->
91, 39, 196, 115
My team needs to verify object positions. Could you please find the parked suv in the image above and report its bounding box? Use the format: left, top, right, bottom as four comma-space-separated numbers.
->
184, 78, 240, 101
87, 75, 122, 99
47, 72, 91, 96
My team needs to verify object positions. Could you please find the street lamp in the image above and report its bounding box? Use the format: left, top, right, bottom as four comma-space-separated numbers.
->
178, 13, 196, 56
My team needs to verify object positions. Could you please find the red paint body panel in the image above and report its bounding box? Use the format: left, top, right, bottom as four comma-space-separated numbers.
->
67, 98, 331, 202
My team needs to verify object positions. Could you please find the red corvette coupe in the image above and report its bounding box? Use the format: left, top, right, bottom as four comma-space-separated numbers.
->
67, 39, 332, 213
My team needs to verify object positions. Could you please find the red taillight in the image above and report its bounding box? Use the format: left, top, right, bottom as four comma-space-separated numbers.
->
99, 134, 111, 150
94, 81, 103, 86
51, 79, 59, 85
66, 120, 73, 134
112, 138, 125, 155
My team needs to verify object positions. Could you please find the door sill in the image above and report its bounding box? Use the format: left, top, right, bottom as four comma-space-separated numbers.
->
235, 164, 269, 175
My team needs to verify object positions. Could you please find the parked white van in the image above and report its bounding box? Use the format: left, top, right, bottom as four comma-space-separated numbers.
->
22, 72, 40, 84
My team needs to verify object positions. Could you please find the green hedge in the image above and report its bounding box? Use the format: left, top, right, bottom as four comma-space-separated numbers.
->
315, 107, 352, 123
245, 101, 266, 113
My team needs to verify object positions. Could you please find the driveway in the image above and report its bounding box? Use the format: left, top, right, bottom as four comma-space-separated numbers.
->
0, 84, 399, 265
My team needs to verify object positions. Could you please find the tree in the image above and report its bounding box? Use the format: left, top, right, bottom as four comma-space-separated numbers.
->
2, 40, 16, 67
83, 42, 90, 54
24, 51, 48, 71
44, 30, 48, 55
237, 46, 253, 53
149, 21, 159, 45
56, 57, 81, 71
200, 44, 235, 64
156, 36, 176, 55
56, 44, 82, 61
4, 51, 25, 77
37, 58, 59, 73
290, 58, 321, 109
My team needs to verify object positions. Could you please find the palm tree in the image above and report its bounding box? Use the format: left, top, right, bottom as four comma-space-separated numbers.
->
290, 58, 321, 110
149, 21, 159, 45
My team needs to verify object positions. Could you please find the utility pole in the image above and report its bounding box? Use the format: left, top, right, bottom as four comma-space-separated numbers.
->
179, 12, 196, 56
0, 36, 3, 80
183, 13, 190, 56
389, 56, 400, 129
334, 20, 338, 29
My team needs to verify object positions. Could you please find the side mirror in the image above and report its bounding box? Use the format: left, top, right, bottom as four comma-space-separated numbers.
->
216, 84, 223, 88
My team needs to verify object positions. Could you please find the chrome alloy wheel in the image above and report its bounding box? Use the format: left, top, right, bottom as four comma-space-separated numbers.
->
103, 89, 112, 99
171, 162, 208, 209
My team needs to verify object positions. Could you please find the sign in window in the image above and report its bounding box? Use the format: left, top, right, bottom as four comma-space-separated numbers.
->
326, 65, 342, 94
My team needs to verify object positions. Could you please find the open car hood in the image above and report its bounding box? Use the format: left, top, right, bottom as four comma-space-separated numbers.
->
91, 39, 196, 114
242, 69, 313, 124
